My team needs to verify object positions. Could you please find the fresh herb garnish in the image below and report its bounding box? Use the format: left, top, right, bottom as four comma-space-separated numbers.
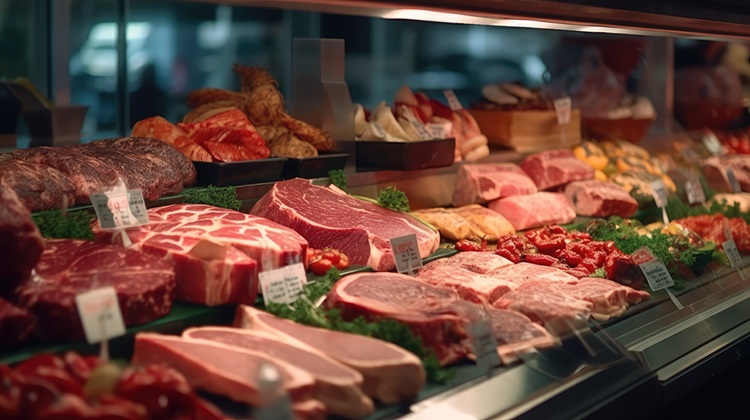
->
328, 169, 347, 193
590, 267, 607, 278
183, 185, 242, 211
266, 268, 453, 383
32, 210, 95, 240
377, 186, 410, 213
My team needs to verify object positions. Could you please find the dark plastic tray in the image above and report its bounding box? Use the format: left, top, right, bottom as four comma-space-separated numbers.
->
280, 152, 349, 180
193, 158, 287, 187
356, 138, 455, 171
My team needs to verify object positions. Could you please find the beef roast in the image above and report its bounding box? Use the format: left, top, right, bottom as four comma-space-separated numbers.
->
234, 305, 426, 404
15, 240, 175, 342
132, 333, 317, 407
0, 184, 44, 294
0, 297, 36, 349
452, 163, 538, 207
12, 147, 120, 204
521, 149, 594, 191
563, 180, 638, 218
251, 178, 439, 271
183, 327, 374, 419
0, 159, 76, 211
488, 192, 576, 230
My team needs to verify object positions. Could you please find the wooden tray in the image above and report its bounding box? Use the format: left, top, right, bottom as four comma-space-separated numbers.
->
469, 109, 581, 152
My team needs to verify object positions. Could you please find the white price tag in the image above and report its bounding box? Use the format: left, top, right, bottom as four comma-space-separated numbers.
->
553, 97, 572, 125
259, 263, 307, 305
426, 123, 448, 139
703, 132, 723, 155
685, 177, 706, 205
468, 321, 501, 372
639, 259, 675, 291
91, 189, 149, 230
723, 239, 743, 269
726, 168, 742, 193
443, 90, 464, 111
389, 234, 422, 274
650, 180, 668, 208
75, 287, 126, 344
400, 106, 433, 140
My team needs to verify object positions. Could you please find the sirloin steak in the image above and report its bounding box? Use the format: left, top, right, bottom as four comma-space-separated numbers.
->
521, 149, 594, 191
0, 184, 44, 294
15, 240, 175, 342
184, 327, 374, 419
563, 180, 638, 218
234, 305, 425, 404
251, 178, 439, 271
452, 163, 538, 207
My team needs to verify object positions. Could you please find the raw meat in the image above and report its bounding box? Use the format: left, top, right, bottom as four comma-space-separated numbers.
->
326, 272, 473, 365
0, 158, 76, 211
251, 178, 440, 271
487, 262, 580, 287
0, 297, 35, 349
179, 108, 271, 162
15, 240, 176, 342
703, 155, 750, 193
99, 204, 308, 306
448, 205, 515, 241
563, 180, 638, 218
0, 184, 44, 294
521, 149, 594, 191
488, 192, 576, 231
452, 163, 538, 207
417, 267, 517, 305
12, 147, 120, 204
234, 305, 426, 404
87, 137, 197, 187
132, 333, 316, 406
418, 251, 513, 276
183, 327, 374, 419
566, 277, 650, 320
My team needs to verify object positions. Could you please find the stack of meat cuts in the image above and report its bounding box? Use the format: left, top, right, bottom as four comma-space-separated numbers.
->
4, 137, 196, 211
251, 178, 440, 271
97, 204, 308, 306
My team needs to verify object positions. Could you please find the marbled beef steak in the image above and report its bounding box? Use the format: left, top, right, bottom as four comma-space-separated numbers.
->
0, 159, 76, 211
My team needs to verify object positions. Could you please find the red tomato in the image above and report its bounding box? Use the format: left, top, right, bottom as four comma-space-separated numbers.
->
309, 259, 333, 276
321, 251, 340, 265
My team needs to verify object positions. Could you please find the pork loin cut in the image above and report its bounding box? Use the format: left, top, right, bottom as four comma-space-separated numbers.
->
251, 178, 439, 271
15, 240, 175, 342
417, 267, 517, 305
486, 262, 579, 287
0, 184, 44, 295
563, 180, 638, 218
326, 272, 472, 366
234, 305, 425, 404
418, 251, 513, 276
0, 297, 35, 349
452, 163, 538, 207
183, 327, 374, 419
132, 333, 317, 408
488, 192, 576, 231
520, 149, 594, 191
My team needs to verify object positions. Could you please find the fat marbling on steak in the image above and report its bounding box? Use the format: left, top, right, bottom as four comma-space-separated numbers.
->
0, 159, 76, 211
15, 239, 175, 342
251, 178, 439, 271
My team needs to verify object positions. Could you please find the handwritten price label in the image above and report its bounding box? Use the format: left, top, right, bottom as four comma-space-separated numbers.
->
650, 180, 668, 209
390, 234, 422, 274
639, 259, 675, 291
468, 321, 501, 373
554, 97, 572, 125
91, 189, 149, 230
75, 287, 126, 344
443, 90, 464, 111
258, 263, 307, 305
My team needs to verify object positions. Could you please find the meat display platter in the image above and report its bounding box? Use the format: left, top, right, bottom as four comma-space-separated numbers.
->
280, 152, 350, 180
193, 158, 287, 187
355, 138, 456, 171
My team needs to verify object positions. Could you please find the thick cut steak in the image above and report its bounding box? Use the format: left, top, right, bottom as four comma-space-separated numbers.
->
564, 180, 638, 218
0, 184, 44, 294
326, 272, 472, 366
15, 240, 175, 342
0, 297, 36, 349
12, 147, 120, 204
521, 149, 594, 191
488, 192, 576, 231
234, 305, 425, 404
486, 262, 579, 287
418, 251, 513, 276
132, 333, 316, 407
417, 267, 517, 305
251, 178, 440, 271
87, 137, 197, 187
183, 327, 374, 419
0, 159, 76, 211
452, 163, 538, 207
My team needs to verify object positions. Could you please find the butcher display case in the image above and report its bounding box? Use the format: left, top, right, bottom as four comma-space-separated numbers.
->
4, 0, 750, 419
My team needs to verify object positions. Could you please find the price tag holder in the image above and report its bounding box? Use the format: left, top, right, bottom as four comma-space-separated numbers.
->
258, 263, 307, 305
650, 180, 670, 224
639, 259, 675, 291
703, 132, 723, 155
75, 287, 127, 344
726, 168, 742, 194
91, 189, 149, 230
553, 97, 572, 125
685, 177, 706, 205
723, 224, 745, 279
443, 90, 464, 111
390, 234, 422, 275
468, 321, 500, 375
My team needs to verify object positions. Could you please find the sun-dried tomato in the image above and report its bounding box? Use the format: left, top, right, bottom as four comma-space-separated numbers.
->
455, 239, 487, 252
567, 231, 592, 241
495, 248, 520, 263
588, 250, 607, 267
558, 248, 583, 267
577, 258, 598, 274
521, 253, 558, 266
